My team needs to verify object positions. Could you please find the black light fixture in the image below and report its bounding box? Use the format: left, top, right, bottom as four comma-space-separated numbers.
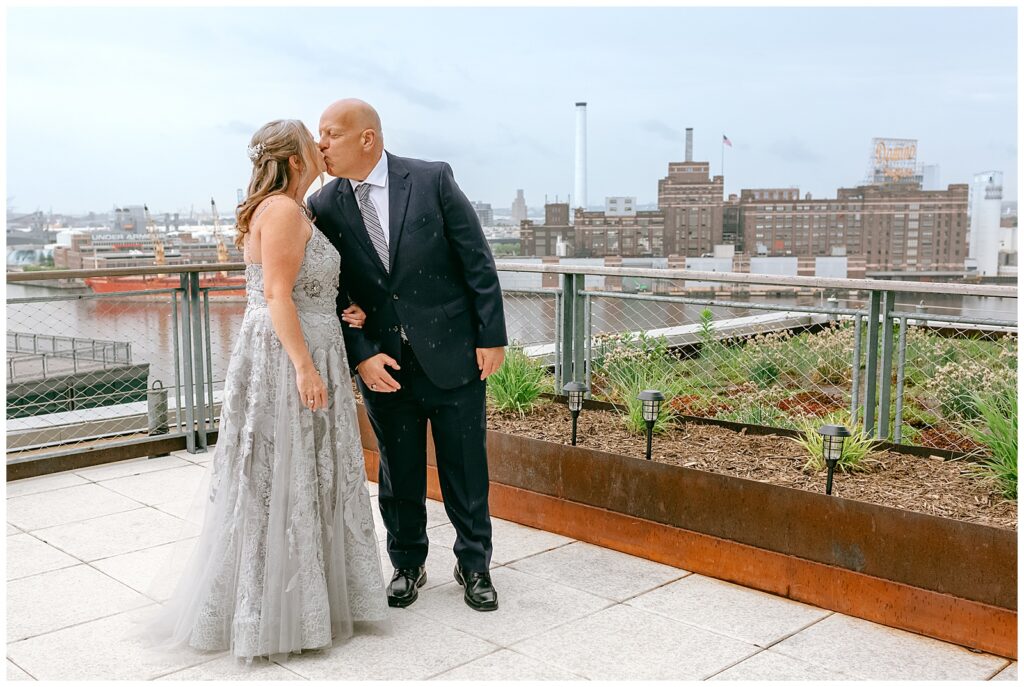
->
637, 389, 665, 461
563, 382, 587, 446
817, 424, 851, 496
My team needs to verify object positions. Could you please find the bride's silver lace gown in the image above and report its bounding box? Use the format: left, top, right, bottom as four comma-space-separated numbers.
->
143, 224, 389, 662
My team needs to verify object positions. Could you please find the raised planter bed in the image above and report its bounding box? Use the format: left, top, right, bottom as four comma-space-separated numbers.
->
356, 401, 1017, 660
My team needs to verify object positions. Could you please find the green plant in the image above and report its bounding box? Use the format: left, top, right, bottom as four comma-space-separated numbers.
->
750, 359, 781, 388
899, 423, 922, 446
803, 321, 856, 385
966, 388, 1017, 500
591, 331, 679, 434
697, 309, 734, 377
698, 308, 715, 346
739, 330, 793, 389
594, 331, 675, 401
486, 344, 549, 417
927, 348, 1016, 423
620, 392, 677, 436
678, 346, 744, 392
717, 383, 798, 429
718, 403, 791, 428
898, 401, 940, 429
792, 412, 879, 474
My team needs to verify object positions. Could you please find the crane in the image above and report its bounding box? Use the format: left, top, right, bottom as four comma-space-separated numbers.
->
143, 204, 166, 271
211, 197, 229, 277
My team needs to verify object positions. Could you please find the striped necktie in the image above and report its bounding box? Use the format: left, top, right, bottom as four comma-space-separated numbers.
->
355, 182, 389, 273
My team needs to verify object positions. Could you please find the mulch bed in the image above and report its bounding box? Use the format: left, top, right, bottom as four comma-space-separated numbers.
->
915, 424, 987, 454
486, 402, 1017, 531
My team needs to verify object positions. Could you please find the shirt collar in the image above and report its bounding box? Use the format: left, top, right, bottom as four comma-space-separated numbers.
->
349, 151, 389, 191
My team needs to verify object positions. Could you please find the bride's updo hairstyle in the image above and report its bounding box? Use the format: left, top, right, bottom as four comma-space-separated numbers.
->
234, 119, 321, 249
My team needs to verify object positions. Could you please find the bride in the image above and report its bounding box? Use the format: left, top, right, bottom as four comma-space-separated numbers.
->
140, 119, 390, 663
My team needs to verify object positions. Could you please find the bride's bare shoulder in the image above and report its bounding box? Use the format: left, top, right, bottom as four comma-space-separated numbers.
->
252, 194, 299, 222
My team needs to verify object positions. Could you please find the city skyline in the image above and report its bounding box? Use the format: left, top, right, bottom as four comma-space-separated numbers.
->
6, 6, 1018, 215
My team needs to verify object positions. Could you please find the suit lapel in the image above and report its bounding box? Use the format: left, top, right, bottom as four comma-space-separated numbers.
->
387, 152, 411, 271
336, 178, 389, 276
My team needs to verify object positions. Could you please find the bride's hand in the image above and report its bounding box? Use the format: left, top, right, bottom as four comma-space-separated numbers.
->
296, 364, 328, 412
342, 303, 367, 329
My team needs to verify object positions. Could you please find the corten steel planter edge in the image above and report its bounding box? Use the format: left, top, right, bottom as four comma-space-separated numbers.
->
489, 431, 1015, 611
355, 404, 1015, 611
361, 445, 1016, 660
490, 481, 1017, 660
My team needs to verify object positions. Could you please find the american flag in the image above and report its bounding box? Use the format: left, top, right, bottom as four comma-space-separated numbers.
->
722, 134, 733, 147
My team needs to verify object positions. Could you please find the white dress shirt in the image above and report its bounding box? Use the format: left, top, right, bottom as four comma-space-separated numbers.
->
349, 152, 390, 246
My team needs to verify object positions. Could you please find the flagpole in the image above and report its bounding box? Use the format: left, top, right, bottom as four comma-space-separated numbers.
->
721, 136, 725, 179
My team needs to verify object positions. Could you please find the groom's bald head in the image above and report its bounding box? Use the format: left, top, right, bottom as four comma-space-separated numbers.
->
323, 98, 381, 135
319, 99, 384, 180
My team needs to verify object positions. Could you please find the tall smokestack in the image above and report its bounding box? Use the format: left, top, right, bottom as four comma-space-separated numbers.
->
574, 102, 587, 210
685, 127, 693, 162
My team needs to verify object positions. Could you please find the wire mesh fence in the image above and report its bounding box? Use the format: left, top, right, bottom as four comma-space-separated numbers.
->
535, 270, 1018, 465
5, 287, 185, 452
580, 279, 867, 438
5, 264, 1018, 468
889, 312, 1017, 454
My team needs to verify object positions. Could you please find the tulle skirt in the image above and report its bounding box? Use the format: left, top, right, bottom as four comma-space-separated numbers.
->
135, 307, 390, 663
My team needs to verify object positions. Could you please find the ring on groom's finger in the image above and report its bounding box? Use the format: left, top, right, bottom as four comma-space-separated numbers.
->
370, 384, 377, 390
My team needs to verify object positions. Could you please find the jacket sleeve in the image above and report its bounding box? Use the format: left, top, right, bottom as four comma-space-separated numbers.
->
308, 187, 382, 371
437, 162, 508, 348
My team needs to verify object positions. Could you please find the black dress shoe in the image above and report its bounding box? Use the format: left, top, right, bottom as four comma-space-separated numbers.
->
454, 563, 498, 612
387, 566, 426, 608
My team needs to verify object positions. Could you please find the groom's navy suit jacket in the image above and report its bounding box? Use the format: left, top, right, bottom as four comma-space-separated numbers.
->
309, 152, 508, 391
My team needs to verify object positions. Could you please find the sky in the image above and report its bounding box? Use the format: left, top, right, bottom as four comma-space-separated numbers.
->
5, 5, 1018, 216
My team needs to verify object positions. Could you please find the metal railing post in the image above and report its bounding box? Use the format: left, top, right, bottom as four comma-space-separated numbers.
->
557, 288, 565, 387
179, 273, 197, 453
171, 289, 184, 436
850, 313, 863, 422
559, 273, 575, 389
188, 272, 209, 450
876, 291, 897, 441
584, 291, 593, 398
203, 289, 216, 432
863, 291, 882, 435
572, 273, 586, 386
893, 315, 909, 444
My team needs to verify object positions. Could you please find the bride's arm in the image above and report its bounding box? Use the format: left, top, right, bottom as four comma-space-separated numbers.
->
259, 203, 327, 411
341, 302, 365, 329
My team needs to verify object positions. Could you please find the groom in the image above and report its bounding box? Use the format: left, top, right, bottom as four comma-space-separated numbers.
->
310, 99, 507, 612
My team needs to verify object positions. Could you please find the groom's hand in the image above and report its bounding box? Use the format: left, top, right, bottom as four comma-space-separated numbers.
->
477, 347, 505, 381
357, 354, 402, 393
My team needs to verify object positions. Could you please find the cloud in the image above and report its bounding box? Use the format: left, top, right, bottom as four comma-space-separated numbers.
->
496, 124, 556, 158
379, 76, 455, 112
280, 44, 458, 112
641, 119, 680, 143
768, 137, 824, 163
